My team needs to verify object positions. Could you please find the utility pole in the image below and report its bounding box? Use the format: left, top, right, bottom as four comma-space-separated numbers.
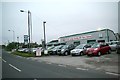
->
43, 21, 46, 50
17, 36, 19, 49
20, 10, 32, 53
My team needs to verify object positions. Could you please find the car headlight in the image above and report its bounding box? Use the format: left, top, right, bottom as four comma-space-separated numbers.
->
61, 49, 64, 51
94, 48, 98, 50
87, 48, 90, 50
76, 50, 80, 53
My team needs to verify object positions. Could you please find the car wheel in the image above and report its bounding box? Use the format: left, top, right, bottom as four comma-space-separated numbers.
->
108, 50, 111, 54
64, 52, 68, 56
98, 52, 101, 56
80, 52, 83, 56
87, 54, 91, 57
116, 50, 119, 54
58, 54, 61, 56
71, 54, 75, 56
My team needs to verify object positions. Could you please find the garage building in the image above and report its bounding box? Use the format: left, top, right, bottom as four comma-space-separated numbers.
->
58, 29, 117, 46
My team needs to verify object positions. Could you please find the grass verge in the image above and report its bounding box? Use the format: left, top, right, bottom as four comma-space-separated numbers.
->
11, 51, 35, 57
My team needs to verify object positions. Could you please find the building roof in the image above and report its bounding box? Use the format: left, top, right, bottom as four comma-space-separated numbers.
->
59, 29, 114, 38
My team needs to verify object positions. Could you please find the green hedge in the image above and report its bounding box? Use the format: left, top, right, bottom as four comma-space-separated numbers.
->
12, 51, 35, 57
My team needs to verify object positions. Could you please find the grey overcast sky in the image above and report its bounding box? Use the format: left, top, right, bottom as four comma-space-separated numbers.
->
1, 0, 119, 45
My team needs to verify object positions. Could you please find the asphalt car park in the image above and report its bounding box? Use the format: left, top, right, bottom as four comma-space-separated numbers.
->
29, 50, 119, 74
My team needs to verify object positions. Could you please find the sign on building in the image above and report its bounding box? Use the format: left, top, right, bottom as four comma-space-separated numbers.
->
62, 35, 92, 42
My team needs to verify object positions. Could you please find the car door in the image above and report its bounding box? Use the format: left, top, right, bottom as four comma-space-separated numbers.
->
99, 45, 105, 54
68, 45, 73, 53
83, 46, 87, 54
101, 44, 109, 54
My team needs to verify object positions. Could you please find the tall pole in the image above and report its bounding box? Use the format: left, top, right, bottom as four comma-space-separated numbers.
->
12, 30, 15, 42
17, 36, 19, 49
30, 12, 32, 44
20, 10, 32, 53
28, 10, 31, 53
8, 30, 15, 42
43, 21, 46, 49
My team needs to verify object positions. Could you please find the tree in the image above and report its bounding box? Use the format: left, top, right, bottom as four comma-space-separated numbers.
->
6, 42, 17, 51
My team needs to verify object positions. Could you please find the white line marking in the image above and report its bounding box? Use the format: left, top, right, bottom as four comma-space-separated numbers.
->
106, 72, 119, 76
8, 52, 11, 53
9, 64, 21, 72
2, 59, 6, 63
37, 61, 42, 62
95, 68, 101, 70
58, 64, 66, 67
26, 58, 30, 59
46, 62, 52, 64
17, 56, 22, 58
76, 68, 88, 71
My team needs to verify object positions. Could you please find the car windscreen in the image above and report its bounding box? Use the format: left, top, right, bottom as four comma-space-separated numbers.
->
62, 45, 68, 49
117, 42, 120, 45
48, 46, 54, 50
75, 44, 84, 49
91, 44, 100, 48
54, 45, 63, 49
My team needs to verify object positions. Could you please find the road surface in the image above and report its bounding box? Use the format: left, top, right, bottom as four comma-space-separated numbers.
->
1, 50, 119, 79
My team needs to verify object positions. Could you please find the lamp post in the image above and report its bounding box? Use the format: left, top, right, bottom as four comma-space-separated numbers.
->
20, 10, 32, 53
17, 36, 19, 49
8, 30, 15, 42
43, 21, 46, 49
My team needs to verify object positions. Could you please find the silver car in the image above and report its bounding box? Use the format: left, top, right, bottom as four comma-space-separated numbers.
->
108, 41, 119, 51
71, 44, 91, 56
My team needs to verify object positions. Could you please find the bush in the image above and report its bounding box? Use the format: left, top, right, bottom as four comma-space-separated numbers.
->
11, 51, 35, 57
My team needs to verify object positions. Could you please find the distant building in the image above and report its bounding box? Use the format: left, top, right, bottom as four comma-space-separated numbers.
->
58, 29, 117, 46
115, 33, 120, 41
47, 40, 59, 47
47, 39, 66, 47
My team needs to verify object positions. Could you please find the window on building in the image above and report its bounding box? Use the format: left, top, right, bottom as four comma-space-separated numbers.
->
87, 40, 96, 45
74, 41, 80, 47
97, 40, 105, 43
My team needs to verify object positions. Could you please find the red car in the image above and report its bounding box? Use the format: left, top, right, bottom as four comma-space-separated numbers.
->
86, 43, 111, 56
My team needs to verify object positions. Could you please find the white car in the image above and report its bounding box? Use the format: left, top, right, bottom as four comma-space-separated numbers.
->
18, 48, 27, 52
71, 44, 91, 56
31, 48, 37, 53
108, 41, 119, 51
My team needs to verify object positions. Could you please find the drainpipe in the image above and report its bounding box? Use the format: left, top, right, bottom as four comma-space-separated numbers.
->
106, 29, 109, 42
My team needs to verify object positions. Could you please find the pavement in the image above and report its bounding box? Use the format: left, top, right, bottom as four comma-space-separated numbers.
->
28, 51, 119, 74
1, 50, 119, 78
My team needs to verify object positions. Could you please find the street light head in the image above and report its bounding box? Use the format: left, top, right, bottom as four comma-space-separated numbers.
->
20, 10, 25, 12
8, 30, 10, 31
43, 21, 46, 23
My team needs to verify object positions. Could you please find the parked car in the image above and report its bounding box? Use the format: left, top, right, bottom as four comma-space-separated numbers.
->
31, 48, 37, 53
44, 46, 55, 55
24, 48, 29, 53
57, 44, 75, 56
50, 45, 64, 55
86, 43, 111, 56
116, 41, 120, 54
71, 44, 91, 56
108, 41, 119, 51
18, 48, 27, 52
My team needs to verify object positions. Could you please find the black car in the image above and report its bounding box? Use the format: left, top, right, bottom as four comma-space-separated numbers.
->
116, 42, 120, 54
50, 45, 64, 55
57, 44, 75, 56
